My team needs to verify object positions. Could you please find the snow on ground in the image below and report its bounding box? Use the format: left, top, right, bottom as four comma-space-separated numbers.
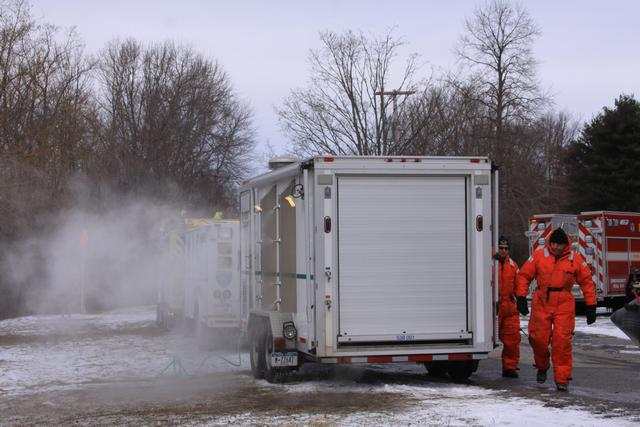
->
1, 306, 638, 426
521, 314, 634, 342
0, 306, 156, 336
211, 382, 637, 426
0, 306, 247, 397
575, 315, 632, 341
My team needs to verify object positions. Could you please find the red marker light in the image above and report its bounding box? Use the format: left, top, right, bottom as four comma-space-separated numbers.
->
323, 157, 334, 162
470, 159, 481, 163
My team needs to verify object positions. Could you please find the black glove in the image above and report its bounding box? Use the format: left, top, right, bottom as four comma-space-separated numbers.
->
585, 305, 596, 325
516, 296, 529, 316
493, 252, 500, 261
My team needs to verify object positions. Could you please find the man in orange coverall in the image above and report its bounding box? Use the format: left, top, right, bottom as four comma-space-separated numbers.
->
516, 228, 596, 392
495, 236, 520, 378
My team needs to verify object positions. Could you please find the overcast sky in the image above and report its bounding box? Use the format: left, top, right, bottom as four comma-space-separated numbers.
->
30, 0, 640, 161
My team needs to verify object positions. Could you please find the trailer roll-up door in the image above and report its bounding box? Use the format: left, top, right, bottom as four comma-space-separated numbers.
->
337, 175, 470, 344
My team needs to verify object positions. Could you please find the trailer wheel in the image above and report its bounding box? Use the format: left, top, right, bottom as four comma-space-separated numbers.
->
447, 360, 478, 381
249, 326, 266, 379
263, 331, 290, 383
424, 361, 448, 377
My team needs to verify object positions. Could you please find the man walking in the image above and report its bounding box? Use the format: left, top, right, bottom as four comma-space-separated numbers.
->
516, 228, 596, 391
495, 236, 520, 378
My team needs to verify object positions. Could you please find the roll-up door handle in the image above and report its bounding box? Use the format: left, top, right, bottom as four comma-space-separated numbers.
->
476, 215, 483, 232
324, 216, 331, 233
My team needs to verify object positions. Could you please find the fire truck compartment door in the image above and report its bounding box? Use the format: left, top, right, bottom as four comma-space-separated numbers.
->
337, 175, 468, 341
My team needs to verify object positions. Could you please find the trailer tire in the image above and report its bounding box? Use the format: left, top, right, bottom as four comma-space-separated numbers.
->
424, 361, 448, 377
447, 360, 477, 381
249, 326, 266, 379
263, 331, 291, 383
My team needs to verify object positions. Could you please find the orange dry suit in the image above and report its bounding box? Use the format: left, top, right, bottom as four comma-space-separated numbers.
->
497, 255, 520, 371
516, 244, 596, 385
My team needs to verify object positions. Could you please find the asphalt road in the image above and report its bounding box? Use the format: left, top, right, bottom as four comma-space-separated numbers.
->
2, 310, 640, 425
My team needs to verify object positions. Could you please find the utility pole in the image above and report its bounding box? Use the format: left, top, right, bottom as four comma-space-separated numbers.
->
79, 229, 89, 314
375, 89, 416, 153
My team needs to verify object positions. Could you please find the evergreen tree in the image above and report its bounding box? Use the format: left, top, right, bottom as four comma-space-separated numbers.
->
567, 95, 640, 212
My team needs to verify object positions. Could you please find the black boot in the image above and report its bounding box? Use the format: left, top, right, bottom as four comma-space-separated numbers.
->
536, 369, 547, 384
556, 383, 568, 392
502, 370, 518, 378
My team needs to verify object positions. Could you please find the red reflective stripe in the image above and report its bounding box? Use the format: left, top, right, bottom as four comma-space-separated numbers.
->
337, 357, 352, 364
578, 223, 589, 235
368, 356, 393, 363
533, 226, 553, 251
448, 354, 473, 360
579, 238, 588, 250
299, 337, 307, 344
408, 355, 434, 362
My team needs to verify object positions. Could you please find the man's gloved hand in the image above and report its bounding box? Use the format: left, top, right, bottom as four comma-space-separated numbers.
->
516, 296, 529, 316
493, 252, 500, 261
585, 305, 597, 325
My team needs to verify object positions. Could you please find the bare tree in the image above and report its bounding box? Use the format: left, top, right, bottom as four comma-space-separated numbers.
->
403, 77, 494, 157
0, 0, 95, 318
278, 29, 422, 156
456, 0, 547, 164
94, 40, 254, 210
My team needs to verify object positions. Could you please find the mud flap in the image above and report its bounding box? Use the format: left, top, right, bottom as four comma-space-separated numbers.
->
611, 300, 640, 346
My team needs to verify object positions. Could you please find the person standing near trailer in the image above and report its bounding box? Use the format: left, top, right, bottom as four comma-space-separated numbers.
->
516, 228, 596, 392
495, 236, 521, 378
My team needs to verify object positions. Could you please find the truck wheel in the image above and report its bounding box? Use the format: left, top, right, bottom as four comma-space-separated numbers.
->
424, 361, 448, 377
447, 360, 477, 381
263, 331, 289, 383
249, 327, 266, 379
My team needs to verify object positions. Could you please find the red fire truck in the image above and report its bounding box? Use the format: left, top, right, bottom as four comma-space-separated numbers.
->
577, 211, 640, 309
525, 211, 640, 309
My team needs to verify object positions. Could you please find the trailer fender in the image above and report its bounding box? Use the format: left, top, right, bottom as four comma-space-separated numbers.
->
248, 310, 297, 351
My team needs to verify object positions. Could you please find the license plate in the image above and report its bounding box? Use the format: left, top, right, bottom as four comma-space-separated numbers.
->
271, 352, 298, 367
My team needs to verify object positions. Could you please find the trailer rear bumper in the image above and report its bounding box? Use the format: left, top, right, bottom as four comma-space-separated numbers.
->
316, 353, 488, 364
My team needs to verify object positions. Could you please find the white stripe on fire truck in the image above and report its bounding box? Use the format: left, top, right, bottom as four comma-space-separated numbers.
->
606, 252, 640, 262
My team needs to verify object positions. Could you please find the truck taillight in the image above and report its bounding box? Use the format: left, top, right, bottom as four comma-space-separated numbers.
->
585, 235, 593, 244
537, 223, 546, 231
585, 220, 593, 228
538, 238, 546, 246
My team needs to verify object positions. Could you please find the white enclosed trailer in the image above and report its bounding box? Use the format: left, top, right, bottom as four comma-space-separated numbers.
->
240, 156, 498, 382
